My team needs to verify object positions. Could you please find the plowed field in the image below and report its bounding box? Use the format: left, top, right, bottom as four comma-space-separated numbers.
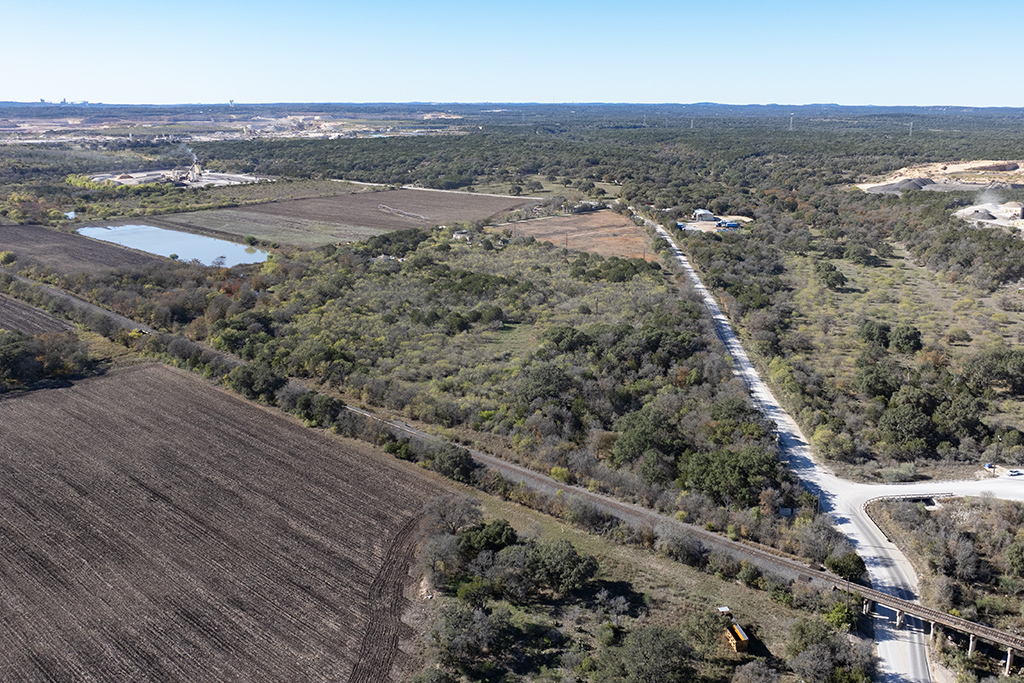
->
157, 189, 536, 247
0, 224, 160, 273
503, 210, 655, 260
0, 364, 441, 682
0, 294, 73, 334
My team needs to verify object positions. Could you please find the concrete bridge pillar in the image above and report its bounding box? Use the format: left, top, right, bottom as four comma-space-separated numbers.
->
862, 600, 873, 616
968, 634, 976, 657
1007, 648, 1014, 676
894, 610, 905, 628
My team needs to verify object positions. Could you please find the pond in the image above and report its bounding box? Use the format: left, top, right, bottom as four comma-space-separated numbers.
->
78, 224, 269, 267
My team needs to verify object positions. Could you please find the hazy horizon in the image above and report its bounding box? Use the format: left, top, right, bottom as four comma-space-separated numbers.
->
4, 0, 1020, 108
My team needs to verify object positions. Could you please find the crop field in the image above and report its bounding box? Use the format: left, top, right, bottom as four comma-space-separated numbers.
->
0, 294, 73, 334
499, 210, 655, 260
0, 364, 442, 682
150, 209, 385, 249
157, 189, 536, 247
0, 224, 160, 274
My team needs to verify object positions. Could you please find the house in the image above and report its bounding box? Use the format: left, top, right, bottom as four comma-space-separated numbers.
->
693, 209, 716, 222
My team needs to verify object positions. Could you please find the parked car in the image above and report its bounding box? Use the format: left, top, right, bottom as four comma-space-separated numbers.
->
1008, 469, 1022, 476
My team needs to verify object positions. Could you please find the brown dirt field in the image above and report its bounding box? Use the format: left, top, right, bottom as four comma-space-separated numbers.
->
499, 210, 655, 260
154, 189, 536, 248
237, 189, 536, 232
0, 294, 73, 334
0, 224, 160, 274
0, 364, 443, 682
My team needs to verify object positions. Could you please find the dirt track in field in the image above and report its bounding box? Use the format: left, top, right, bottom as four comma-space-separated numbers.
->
0, 224, 160, 274
502, 210, 656, 260
0, 294, 73, 334
0, 364, 443, 682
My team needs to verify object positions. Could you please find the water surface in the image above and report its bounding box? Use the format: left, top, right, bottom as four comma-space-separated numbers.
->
79, 224, 268, 267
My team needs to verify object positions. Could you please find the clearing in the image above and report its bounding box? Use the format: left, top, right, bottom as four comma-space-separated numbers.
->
856, 159, 1024, 194
954, 201, 1024, 229
495, 210, 656, 260
156, 188, 536, 248
0, 363, 443, 682
0, 224, 160, 274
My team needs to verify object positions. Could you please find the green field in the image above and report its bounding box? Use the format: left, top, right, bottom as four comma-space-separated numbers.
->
153, 208, 385, 248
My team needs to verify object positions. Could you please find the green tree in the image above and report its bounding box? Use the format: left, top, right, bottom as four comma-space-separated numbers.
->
456, 576, 493, 608
225, 362, 286, 403
825, 551, 867, 582
681, 608, 729, 660
890, 324, 922, 353
814, 260, 847, 290
1006, 541, 1024, 576
858, 320, 891, 348
854, 359, 901, 398
878, 404, 930, 458
458, 519, 518, 557
527, 539, 598, 595
785, 616, 836, 659
430, 443, 477, 483
823, 601, 858, 630
428, 602, 514, 673
685, 445, 780, 507
821, 268, 847, 290
593, 625, 694, 683
843, 243, 873, 266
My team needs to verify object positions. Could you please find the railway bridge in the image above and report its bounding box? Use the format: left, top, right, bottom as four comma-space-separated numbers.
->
351, 401, 1024, 677
840, 575, 1022, 676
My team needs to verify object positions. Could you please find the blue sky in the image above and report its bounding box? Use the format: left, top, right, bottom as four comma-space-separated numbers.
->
3, 0, 1020, 106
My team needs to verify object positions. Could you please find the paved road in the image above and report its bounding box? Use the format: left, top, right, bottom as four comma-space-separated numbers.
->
649, 219, 1024, 679
648, 223, 949, 682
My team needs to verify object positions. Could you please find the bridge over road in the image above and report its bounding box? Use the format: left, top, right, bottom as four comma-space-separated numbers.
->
845, 576, 1023, 675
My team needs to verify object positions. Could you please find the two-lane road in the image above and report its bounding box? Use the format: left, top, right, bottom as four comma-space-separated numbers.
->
646, 222, 1024, 682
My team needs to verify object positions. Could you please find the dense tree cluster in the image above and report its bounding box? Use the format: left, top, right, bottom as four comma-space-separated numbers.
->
0, 329, 90, 390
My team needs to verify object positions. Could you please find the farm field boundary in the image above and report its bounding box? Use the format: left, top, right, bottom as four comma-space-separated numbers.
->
496, 209, 654, 260
153, 189, 536, 247
0, 293, 73, 334
234, 189, 535, 231
0, 364, 442, 682
0, 224, 160, 274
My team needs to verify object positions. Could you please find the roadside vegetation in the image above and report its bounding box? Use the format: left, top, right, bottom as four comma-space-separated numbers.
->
671, 184, 1024, 481
871, 497, 1024, 681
